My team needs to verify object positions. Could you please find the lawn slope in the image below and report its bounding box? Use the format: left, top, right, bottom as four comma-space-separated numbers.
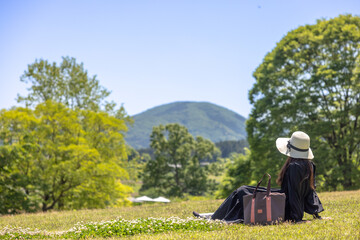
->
0, 190, 359, 239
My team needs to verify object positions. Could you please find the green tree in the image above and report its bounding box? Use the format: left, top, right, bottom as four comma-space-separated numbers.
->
17, 57, 114, 112
140, 123, 219, 197
215, 139, 249, 158
0, 108, 39, 213
215, 150, 252, 198
247, 14, 360, 190
0, 101, 131, 213
121, 147, 148, 187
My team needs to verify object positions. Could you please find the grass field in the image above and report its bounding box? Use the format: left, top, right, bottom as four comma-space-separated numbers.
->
0, 190, 359, 239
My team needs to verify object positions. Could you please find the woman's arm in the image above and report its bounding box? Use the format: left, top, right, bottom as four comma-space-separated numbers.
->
304, 162, 324, 215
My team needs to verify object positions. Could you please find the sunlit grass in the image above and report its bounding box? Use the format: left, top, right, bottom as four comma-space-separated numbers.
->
0, 190, 359, 239
0, 199, 221, 231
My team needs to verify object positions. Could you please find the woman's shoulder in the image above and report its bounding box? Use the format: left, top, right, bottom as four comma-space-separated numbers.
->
285, 161, 308, 181
290, 159, 314, 165
288, 160, 311, 170
288, 160, 303, 167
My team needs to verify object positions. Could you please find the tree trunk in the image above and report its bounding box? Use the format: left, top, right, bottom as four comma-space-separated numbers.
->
42, 203, 47, 212
42, 194, 49, 212
342, 162, 353, 189
337, 148, 353, 189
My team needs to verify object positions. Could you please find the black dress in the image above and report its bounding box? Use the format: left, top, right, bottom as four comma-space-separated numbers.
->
211, 160, 324, 223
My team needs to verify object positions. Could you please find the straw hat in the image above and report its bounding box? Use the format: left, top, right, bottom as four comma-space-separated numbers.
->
276, 131, 314, 159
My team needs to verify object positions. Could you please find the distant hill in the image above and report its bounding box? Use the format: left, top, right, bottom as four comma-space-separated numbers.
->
125, 101, 247, 149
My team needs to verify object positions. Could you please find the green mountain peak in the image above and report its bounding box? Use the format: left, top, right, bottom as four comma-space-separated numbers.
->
125, 101, 246, 149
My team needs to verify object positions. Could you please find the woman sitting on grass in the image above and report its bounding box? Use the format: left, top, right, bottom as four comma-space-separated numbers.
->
194, 131, 324, 223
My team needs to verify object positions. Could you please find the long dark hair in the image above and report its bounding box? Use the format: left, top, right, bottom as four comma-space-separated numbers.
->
276, 157, 315, 190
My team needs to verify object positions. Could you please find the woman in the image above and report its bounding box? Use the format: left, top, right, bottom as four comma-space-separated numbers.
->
194, 131, 324, 223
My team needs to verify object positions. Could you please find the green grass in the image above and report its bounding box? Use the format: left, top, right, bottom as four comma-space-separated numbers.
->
0, 190, 359, 239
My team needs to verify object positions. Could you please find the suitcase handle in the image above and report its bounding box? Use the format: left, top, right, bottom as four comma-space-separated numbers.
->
252, 173, 271, 198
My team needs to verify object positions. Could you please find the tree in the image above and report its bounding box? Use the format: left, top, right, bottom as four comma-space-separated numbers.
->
140, 123, 219, 197
247, 14, 360, 190
122, 147, 149, 186
17, 57, 114, 112
0, 108, 39, 213
0, 101, 131, 213
215, 139, 249, 158
215, 149, 252, 198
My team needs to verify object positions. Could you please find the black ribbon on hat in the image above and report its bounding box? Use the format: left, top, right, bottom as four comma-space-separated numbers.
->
287, 141, 309, 152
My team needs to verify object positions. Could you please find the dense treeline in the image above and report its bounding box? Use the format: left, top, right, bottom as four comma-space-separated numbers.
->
215, 140, 248, 158
137, 139, 248, 160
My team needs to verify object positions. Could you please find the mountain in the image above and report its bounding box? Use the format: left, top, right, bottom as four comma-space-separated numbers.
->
125, 101, 247, 149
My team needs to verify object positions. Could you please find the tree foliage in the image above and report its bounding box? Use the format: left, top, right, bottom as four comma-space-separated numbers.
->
17, 56, 117, 113
215, 149, 252, 198
140, 123, 220, 197
0, 101, 131, 213
247, 14, 360, 190
215, 139, 249, 158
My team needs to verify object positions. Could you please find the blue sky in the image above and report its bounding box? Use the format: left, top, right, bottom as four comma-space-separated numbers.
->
0, 0, 359, 117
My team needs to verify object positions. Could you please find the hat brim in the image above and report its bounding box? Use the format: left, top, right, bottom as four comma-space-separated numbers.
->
276, 137, 314, 159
